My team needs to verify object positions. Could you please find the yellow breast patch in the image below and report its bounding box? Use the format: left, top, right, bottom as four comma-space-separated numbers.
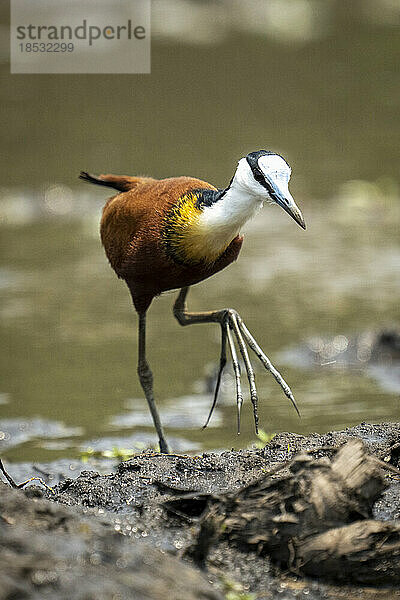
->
163, 191, 225, 266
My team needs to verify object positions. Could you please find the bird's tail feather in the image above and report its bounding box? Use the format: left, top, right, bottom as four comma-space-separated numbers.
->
79, 171, 146, 192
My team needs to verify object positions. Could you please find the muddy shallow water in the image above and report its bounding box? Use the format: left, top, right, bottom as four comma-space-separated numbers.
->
1, 194, 399, 462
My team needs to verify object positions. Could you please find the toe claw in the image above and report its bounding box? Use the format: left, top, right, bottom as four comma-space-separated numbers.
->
238, 318, 300, 418
237, 393, 243, 434
204, 324, 228, 429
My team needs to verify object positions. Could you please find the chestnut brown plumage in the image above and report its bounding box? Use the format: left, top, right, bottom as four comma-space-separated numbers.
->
98, 175, 243, 313
80, 151, 305, 453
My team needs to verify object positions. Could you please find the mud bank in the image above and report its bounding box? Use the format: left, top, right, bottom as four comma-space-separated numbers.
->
1, 422, 400, 600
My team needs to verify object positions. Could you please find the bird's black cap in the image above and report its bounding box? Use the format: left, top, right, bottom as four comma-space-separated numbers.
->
246, 150, 290, 172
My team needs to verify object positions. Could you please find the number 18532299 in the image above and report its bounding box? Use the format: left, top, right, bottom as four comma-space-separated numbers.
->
19, 42, 74, 52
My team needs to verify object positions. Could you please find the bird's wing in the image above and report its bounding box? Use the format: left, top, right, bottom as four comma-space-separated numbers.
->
100, 176, 218, 278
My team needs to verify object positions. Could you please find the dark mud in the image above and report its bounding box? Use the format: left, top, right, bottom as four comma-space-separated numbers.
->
1, 422, 400, 600
0, 483, 223, 600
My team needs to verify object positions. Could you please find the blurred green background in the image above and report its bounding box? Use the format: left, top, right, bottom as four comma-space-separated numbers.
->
0, 0, 399, 462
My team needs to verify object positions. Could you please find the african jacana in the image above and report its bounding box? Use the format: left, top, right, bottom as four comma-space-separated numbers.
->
80, 150, 306, 454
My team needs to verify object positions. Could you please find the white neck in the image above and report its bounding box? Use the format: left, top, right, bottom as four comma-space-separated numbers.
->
202, 179, 262, 232
194, 171, 263, 260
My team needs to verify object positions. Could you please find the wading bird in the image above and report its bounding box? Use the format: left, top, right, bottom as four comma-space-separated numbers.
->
80, 151, 305, 454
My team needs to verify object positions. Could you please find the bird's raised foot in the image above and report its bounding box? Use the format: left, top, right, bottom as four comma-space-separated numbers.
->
203, 308, 300, 435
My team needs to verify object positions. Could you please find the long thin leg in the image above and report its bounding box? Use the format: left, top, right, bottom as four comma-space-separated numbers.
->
173, 287, 299, 432
174, 287, 223, 326
137, 311, 170, 454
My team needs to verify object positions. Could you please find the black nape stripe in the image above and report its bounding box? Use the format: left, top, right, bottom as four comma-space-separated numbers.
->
192, 188, 225, 209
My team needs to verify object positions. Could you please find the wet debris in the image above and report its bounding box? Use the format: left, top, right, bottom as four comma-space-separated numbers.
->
185, 440, 400, 584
